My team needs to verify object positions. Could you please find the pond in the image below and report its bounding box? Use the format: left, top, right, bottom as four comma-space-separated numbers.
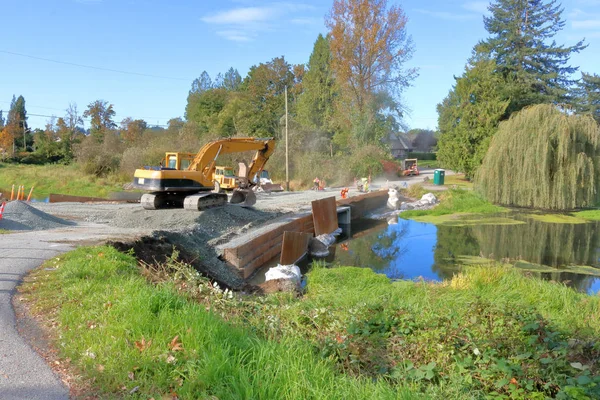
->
328, 213, 600, 294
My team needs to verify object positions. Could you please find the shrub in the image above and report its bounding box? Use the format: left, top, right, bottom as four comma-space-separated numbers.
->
407, 152, 436, 160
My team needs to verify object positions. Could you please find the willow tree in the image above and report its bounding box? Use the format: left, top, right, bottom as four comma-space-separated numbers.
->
476, 104, 600, 210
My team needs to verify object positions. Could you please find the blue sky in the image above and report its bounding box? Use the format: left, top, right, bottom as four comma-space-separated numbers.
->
2, 0, 600, 131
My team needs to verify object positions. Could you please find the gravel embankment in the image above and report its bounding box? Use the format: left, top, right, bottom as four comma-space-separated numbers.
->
0, 201, 74, 231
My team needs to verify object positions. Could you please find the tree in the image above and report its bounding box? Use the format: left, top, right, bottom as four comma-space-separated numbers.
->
185, 87, 231, 136
7, 95, 28, 151
326, 0, 416, 115
190, 71, 213, 94
476, 104, 600, 210
240, 56, 296, 137
437, 60, 511, 178
0, 110, 4, 129
83, 100, 117, 141
120, 117, 147, 144
297, 34, 337, 133
574, 72, 600, 124
406, 128, 437, 152
474, 0, 586, 108
221, 67, 242, 91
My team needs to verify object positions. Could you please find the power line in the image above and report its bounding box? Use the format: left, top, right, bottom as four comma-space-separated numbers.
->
0, 50, 190, 82
24, 113, 170, 128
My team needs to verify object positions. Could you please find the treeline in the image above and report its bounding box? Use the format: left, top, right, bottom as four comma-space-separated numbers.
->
437, 0, 600, 178
0, 0, 419, 187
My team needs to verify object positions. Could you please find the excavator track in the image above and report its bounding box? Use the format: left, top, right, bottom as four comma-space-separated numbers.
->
141, 193, 186, 210
183, 192, 228, 211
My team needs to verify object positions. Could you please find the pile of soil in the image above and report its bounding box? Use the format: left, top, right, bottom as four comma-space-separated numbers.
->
0, 201, 74, 231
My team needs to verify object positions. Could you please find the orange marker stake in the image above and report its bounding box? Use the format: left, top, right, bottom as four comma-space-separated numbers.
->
10, 185, 15, 201
27, 186, 34, 202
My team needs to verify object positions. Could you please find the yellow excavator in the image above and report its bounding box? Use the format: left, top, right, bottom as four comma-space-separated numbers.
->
132, 137, 276, 210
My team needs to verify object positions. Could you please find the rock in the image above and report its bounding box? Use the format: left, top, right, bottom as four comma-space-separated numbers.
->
400, 201, 414, 211
421, 193, 437, 204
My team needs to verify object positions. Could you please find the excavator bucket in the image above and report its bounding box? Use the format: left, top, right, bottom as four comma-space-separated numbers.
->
230, 188, 257, 207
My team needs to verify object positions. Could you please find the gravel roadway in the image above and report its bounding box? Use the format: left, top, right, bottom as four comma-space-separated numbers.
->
0, 168, 451, 398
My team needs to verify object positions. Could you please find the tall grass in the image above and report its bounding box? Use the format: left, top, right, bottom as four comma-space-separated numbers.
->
0, 163, 126, 199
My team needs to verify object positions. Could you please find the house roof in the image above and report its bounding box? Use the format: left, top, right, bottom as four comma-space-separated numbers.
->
385, 133, 412, 150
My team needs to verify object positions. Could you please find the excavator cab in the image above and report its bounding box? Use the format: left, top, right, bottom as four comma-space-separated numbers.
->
162, 153, 194, 170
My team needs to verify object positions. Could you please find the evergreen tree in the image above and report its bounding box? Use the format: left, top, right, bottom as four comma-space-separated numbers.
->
0, 110, 4, 129
296, 34, 337, 133
7, 95, 28, 131
574, 72, 600, 124
437, 60, 511, 178
475, 0, 586, 108
221, 67, 242, 91
190, 71, 213, 94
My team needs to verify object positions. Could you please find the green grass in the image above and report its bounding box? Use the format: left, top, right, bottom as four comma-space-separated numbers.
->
21, 247, 416, 399
443, 174, 473, 189
0, 163, 127, 199
401, 189, 506, 222
417, 160, 439, 169
0, 229, 11, 234
21, 246, 600, 399
573, 209, 600, 221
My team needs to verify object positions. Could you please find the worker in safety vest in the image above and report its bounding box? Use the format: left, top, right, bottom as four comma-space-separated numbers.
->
313, 177, 320, 191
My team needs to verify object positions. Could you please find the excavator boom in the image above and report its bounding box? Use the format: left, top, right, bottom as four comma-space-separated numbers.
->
187, 137, 276, 185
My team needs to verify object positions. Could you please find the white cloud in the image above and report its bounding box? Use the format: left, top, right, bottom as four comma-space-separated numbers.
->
216, 30, 253, 42
290, 17, 321, 25
201, 7, 276, 24
201, 2, 317, 41
572, 19, 600, 29
462, 1, 489, 14
414, 8, 478, 21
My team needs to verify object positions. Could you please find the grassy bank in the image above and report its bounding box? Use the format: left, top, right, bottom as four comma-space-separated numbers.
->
21, 246, 600, 399
0, 163, 127, 199
573, 210, 600, 221
401, 189, 505, 223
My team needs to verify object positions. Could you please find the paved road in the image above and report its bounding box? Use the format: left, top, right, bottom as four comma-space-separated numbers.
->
0, 231, 71, 399
0, 225, 142, 400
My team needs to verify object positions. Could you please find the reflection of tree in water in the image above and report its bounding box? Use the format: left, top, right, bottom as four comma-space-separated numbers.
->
333, 222, 409, 279
434, 218, 600, 290
433, 226, 481, 280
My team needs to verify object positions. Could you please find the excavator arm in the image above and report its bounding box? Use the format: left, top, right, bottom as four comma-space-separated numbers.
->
187, 137, 276, 185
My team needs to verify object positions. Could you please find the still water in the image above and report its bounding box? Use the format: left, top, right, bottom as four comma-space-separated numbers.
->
329, 214, 600, 294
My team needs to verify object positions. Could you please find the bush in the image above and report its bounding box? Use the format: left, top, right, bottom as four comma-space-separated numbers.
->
407, 152, 436, 160
476, 104, 600, 210
75, 134, 124, 177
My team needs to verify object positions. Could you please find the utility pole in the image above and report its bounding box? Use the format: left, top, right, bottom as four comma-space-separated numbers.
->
285, 85, 289, 191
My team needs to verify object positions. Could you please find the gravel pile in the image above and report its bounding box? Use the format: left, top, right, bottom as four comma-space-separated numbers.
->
0, 201, 73, 231
107, 204, 279, 233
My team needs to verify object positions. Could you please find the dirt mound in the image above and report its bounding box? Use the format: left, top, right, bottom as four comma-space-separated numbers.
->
0, 201, 74, 231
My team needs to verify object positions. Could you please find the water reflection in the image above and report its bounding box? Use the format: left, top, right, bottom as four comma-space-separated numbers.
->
332, 215, 600, 294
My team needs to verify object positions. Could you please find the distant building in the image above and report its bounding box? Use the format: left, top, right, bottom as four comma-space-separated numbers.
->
385, 133, 413, 159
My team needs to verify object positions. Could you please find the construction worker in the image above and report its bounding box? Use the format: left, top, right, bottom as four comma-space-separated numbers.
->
313, 177, 320, 191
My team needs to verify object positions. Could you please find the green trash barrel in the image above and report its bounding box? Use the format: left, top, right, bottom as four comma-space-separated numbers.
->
433, 169, 445, 185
